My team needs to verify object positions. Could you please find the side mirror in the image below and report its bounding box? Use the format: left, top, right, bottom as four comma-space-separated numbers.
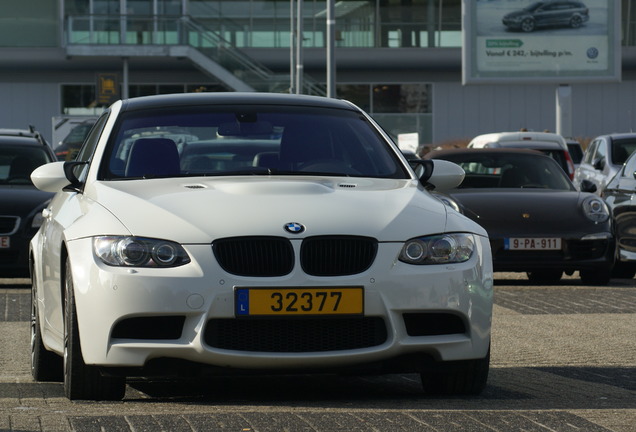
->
579, 179, 598, 193
411, 159, 465, 191
31, 161, 87, 193
593, 157, 605, 171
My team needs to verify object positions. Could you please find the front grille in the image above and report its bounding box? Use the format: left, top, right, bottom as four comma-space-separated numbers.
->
213, 235, 378, 277
213, 236, 294, 277
301, 236, 378, 276
204, 317, 387, 352
0, 216, 19, 235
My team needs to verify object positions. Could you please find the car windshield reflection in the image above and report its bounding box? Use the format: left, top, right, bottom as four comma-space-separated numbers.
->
103, 107, 405, 180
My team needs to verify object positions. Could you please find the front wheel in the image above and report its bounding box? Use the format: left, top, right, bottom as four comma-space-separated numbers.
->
579, 268, 611, 286
527, 270, 562, 285
31, 277, 63, 382
420, 348, 490, 395
570, 15, 583, 28
611, 261, 636, 279
63, 258, 126, 401
521, 18, 535, 32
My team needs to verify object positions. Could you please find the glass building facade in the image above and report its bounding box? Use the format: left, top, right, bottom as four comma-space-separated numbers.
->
3, 1, 633, 49
1, 1, 635, 147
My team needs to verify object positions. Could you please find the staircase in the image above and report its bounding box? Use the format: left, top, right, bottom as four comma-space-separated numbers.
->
65, 15, 325, 96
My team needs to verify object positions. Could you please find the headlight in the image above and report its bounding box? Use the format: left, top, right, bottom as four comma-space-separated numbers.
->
93, 236, 191, 267
582, 196, 609, 223
399, 233, 475, 265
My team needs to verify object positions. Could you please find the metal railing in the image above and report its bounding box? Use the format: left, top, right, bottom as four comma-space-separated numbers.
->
65, 14, 325, 96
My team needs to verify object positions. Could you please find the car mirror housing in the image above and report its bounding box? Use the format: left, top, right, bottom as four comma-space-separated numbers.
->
31, 161, 85, 192
411, 159, 465, 191
593, 158, 605, 171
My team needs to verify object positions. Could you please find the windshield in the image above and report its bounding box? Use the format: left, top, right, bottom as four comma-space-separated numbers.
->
524, 2, 545, 12
100, 105, 408, 180
0, 145, 54, 185
436, 152, 575, 191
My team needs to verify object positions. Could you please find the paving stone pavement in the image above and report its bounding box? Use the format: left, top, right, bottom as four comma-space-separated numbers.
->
0, 274, 634, 432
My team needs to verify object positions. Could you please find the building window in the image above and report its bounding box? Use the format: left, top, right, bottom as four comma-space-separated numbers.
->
337, 83, 433, 147
62, 83, 229, 114
62, 85, 102, 115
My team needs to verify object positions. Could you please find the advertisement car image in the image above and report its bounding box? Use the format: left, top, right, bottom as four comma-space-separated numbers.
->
502, 1, 590, 33
29, 93, 493, 401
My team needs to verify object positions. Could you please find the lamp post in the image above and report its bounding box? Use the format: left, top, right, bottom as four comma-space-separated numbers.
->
327, 0, 335, 98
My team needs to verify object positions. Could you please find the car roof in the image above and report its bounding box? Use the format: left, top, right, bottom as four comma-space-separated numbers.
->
120, 92, 359, 112
468, 131, 567, 149
0, 135, 45, 146
0, 127, 49, 146
481, 140, 566, 150
425, 148, 545, 159
602, 133, 636, 140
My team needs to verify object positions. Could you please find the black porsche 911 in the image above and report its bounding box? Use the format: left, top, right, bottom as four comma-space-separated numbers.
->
0, 130, 56, 277
426, 148, 615, 285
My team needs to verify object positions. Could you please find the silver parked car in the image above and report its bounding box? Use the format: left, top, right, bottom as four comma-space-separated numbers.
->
573, 133, 636, 195
602, 151, 636, 278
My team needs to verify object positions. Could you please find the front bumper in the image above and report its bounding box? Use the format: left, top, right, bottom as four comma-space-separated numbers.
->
66, 235, 493, 372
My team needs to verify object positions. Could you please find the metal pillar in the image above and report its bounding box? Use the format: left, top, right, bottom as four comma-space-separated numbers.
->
326, 0, 336, 98
556, 85, 572, 138
122, 57, 129, 99
295, 0, 304, 94
290, 0, 296, 94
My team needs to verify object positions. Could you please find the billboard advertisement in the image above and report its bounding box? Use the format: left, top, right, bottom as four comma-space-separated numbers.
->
463, 0, 621, 84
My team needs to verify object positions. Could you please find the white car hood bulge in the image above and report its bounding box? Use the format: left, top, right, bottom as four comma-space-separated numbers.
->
87, 177, 449, 243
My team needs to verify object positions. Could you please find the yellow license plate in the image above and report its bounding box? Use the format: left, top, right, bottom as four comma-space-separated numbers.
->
235, 287, 364, 317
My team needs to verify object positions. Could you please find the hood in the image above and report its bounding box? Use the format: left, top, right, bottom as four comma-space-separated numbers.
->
449, 189, 606, 237
86, 177, 450, 243
0, 185, 53, 215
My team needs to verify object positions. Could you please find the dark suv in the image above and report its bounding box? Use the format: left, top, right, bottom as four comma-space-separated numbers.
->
503, 1, 589, 33
0, 127, 56, 277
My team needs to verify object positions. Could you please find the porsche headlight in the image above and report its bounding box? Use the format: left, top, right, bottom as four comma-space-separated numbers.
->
582, 196, 609, 223
399, 233, 475, 265
93, 236, 191, 267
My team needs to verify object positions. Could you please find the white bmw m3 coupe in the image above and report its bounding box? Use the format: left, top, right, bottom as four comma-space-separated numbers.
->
29, 92, 493, 400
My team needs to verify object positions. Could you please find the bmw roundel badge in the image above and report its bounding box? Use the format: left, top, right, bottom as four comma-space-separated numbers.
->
284, 222, 305, 234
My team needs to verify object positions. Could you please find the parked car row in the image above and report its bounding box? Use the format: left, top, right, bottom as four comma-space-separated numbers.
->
445, 129, 636, 284
11, 91, 636, 402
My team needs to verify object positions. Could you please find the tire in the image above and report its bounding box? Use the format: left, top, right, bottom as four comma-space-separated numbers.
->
570, 15, 583, 29
521, 18, 535, 32
526, 270, 562, 285
31, 279, 63, 382
579, 268, 611, 286
611, 261, 636, 279
63, 259, 126, 401
421, 348, 490, 396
